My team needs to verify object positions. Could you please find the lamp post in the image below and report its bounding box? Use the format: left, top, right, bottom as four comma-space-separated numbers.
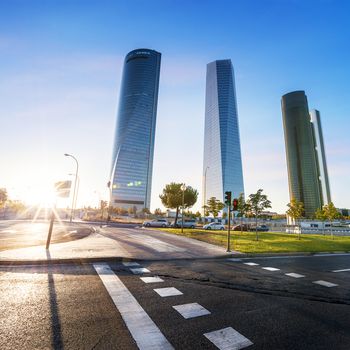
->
181, 183, 186, 233
203, 166, 210, 219
69, 173, 80, 219
64, 153, 79, 223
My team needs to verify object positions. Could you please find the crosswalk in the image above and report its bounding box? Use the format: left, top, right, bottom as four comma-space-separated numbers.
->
227, 258, 345, 288
95, 261, 254, 350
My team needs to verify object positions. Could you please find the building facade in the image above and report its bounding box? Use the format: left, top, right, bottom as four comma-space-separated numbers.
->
310, 109, 331, 205
110, 49, 161, 210
281, 91, 322, 217
202, 59, 244, 210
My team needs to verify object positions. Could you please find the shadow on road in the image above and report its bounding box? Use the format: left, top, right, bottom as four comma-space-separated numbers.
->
46, 250, 64, 350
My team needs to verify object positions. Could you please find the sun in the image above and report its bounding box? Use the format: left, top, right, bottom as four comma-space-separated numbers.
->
22, 185, 58, 207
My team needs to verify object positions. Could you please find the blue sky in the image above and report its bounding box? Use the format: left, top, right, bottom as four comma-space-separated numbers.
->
0, 0, 349, 212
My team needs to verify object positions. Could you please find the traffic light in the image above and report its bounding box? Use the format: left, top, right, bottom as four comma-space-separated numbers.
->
224, 191, 232, 206
232, 198, 238, 211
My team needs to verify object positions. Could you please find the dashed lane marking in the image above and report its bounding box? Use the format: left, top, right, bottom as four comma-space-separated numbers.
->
262, 267, 280, 271
173, 302, 211, 319
123, 262, 140, 267
93, 263, 174, 350
204, 326, 253, 350
140, 277, 164, 283
244, 262, 259, 266
285, 273, 305, 278
313, 280, 338, 288
333, 268, 350, 273
130, 267, 151, 274
226, 258, 242, 262
154, 287, 183, 297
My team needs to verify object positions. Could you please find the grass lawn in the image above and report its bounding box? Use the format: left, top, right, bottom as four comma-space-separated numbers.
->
158, 228, 350, 254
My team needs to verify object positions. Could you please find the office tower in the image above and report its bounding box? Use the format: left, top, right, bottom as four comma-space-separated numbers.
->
281, 91, 322, 217
110, 49, 161, 210
310, 109, 331, 204
202, 59, 244, 210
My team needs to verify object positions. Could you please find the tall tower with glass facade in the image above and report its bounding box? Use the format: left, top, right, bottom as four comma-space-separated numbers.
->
110, 49, 161, 210
202, 59, 244, 209
310, 109, 331, 205
281, 91, 322, 217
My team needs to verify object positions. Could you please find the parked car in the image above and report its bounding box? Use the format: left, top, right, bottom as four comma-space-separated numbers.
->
143, 219, 169, 228
173, 219, 197, 229
250, 224, 269, 232
203, 222, 225, 230
232, 224, 250, 231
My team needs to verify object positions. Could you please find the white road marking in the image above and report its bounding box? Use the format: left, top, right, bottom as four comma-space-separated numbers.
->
244, 262, 259, 266
313, 280, 338, 287
204, 326, 253, 350
130, 267, 150, 274
154, 287, 183, 297
93, 263, 174, 350
262, 267, 280, 271
140, 277, 164, 283
333, 268, 350, 273
123, 232, 186, 253
173, 302, 211, 319
123, 262, 140, 267
314, 253, 350, 257
285, 273, 305, 278
227, 258, 242, 262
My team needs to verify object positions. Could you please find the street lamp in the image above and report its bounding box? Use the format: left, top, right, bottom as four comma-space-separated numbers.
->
68, 173, 80, 219
181, 183, 186, 233
64, 153, 79, 223
203, 166, 210, 219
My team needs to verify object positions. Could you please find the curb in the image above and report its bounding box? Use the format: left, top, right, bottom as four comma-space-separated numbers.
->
1, 251, 349, 266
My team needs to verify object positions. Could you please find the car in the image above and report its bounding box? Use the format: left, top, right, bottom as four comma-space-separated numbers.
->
250, 224, 269, 232
143, 219, 169, 228
173, 219, 197, 229
203, 222, 225, 230
257, 225, 269, 231
232, 224, 250, 231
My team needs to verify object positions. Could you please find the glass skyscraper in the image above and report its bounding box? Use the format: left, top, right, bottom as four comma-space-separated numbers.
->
110, 49, 161, 210
310, 109, 331, 205
281, 91, 323, 217
202, 59, 244, 209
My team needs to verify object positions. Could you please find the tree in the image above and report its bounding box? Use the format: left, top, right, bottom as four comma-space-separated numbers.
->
315, 207, 327, 235
205, 197, 225, 218
0, 188, 7, 208
247, 189, 272, 241
323, 202, 340, 240
159, 183, 198, 225
154, 208, 164, 217
237, 193, 251, 235
286, 198, 304, 240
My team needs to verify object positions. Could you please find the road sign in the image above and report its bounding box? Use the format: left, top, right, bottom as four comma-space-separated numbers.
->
54, 181, 72, 198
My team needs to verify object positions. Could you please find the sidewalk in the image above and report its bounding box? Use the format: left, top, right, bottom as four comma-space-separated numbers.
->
0, 228, 236, 265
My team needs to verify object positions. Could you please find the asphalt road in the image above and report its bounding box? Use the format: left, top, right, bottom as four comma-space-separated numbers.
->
1, 254, 349, 349
0, 220, 92, 251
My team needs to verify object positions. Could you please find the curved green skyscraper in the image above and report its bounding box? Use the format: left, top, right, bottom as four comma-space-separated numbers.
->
110, 49, 161, 210
281, 91, 322, 217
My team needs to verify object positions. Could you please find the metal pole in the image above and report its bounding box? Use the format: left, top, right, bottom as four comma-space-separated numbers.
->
65, 154, 79, 223
181, 188, 185, 233
227, 204, 231, 252
203, 166, 209, 219
46, 208, 55, 250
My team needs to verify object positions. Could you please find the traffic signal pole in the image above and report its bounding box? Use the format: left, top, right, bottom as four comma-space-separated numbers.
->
224, 191, 232, 252
227, 204, 231, 252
